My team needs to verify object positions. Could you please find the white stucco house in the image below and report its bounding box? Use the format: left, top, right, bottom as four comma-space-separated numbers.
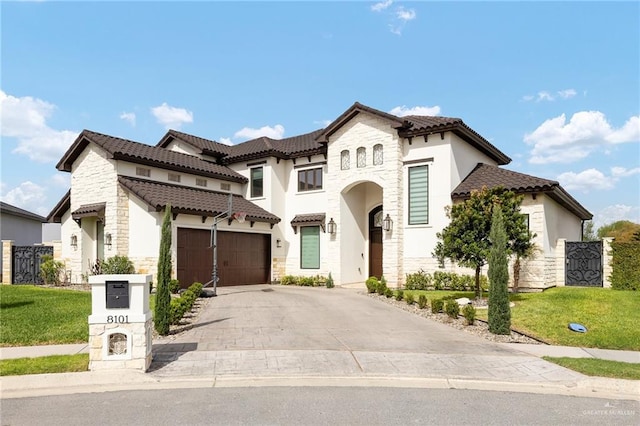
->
47, 102, 591, 290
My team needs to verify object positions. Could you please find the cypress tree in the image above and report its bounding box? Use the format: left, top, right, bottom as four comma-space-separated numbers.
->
154, 203, 172, 335
488, 205, 511, 335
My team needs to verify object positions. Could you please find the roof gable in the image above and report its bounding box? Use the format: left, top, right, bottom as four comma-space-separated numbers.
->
156, 129, 233, 158
0, 201, 46, 222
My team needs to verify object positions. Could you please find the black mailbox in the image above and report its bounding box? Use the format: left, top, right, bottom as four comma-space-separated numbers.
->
106, 281, 129, 309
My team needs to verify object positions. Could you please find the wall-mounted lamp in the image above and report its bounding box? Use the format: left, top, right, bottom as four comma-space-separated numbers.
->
105, 233, 112, 248
383, 214, 393, 232
276, 238, 282, 248
70, 234, 78, 249
327, 218, 337, 235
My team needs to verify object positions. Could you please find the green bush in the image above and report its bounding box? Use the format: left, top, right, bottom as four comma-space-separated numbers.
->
462, 304, 476, 325
610, 242, 640, 290
366, 277, 379, 293
405, 269, 432, 290
326, 273, 335, 289
376, 278, 387, 295
404, 292, 415, 305
385, 288, 393, 298
101, 255, 135, 274
188, 282, 203, 297
395, 289, 404, 301
169, 279, 181, 294
417, 294, 428, 309
445, 299, 460, 319
298, 276, 315, 287
39, 255, 65, 286
431, 298, 444, 314
280, 275, 298, 286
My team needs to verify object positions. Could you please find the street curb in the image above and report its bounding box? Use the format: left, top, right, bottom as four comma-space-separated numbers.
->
2, 372, 638, 401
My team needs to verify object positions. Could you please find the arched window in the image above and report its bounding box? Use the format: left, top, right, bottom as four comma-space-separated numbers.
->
341, 150, 350, 170
373, 144, 383, 165
357, 147, 366, 168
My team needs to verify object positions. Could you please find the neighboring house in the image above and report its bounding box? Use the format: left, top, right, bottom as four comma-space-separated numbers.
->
47, 102, 591, 289
0, 201, 49, 281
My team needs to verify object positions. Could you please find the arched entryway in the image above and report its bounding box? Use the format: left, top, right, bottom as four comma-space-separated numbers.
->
369, 206, 383, 279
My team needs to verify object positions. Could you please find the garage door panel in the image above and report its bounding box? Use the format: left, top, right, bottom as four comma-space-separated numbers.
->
177, 228, 270, 288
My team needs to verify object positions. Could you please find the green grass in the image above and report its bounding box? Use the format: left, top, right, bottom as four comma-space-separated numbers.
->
402, 287, 639, 351
0, 285, 91, 346
543, 357, 640, 380
0, 354, 89, 376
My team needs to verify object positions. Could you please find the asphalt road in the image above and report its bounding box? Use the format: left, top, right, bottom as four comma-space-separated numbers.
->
2, 387, 638, 426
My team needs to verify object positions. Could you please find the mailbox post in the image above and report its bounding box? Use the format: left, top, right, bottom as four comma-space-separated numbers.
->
88, 274, 152, 371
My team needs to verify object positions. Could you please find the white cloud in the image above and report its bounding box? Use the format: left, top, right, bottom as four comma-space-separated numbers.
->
234, 124, 285, 140
522, 88, 577, 102
50, 173, 70, 188
151, 102, 193, 130
219, 137, 233, 146
0, 181, 48, 216
556, 169, 615, 192
557, 89, 577, 99
524, 111, 640, 164
119, 111, 136, 126
0, 90, 78, 163
314, 119, 332, 127
593, 204, 640, 228
371, 0, 393, 12
396, 7, 416, 21
611, 166, 640, 177
389, 105, 441, 117
537, 91, 554, 102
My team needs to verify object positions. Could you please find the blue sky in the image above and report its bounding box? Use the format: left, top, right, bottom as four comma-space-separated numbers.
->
1, 1, 638, 228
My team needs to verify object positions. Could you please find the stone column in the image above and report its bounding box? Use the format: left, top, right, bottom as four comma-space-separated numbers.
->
556, 238, 566, 287
602, 237, 614, 288
2, 240, 13, 285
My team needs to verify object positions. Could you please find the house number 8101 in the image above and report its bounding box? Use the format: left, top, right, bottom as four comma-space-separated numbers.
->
107, 315, 129, 324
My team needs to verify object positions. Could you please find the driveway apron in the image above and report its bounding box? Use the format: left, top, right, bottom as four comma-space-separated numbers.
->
150, 285, 584, 384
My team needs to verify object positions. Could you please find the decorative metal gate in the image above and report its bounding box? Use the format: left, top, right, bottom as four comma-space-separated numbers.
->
12, 245, 54, 284
565, 241, 603, 287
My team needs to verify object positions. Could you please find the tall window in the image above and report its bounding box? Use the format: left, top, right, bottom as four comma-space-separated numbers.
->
357, 147, 366, 168
250, 167, 263, 198
300, 226, 320, 269
341, 150, 350, 170
408, 165, 428, 225
373, 144, 383, 165
298, 168, 323, 192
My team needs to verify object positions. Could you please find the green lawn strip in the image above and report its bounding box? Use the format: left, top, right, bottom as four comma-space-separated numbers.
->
0, 285, 91, 346
543, 357, 640, 381
0, 354, 89, 376
399, 287, 639, 351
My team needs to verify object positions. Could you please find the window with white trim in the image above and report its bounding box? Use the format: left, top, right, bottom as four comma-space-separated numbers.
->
373, 144, 383, 165
300, 226, 320, 269
357, 147, 366, 168
408, 165, 429, 225
341, 150, 350, 170
250, 167, 263, 198
298, 168, 323, 192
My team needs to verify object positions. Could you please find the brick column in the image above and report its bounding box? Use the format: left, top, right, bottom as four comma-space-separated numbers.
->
2, 240, 14, 285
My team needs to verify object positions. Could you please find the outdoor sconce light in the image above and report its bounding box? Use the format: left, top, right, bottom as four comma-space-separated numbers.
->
383, 214, 393, 232
105, 233, 112, 248
327, 218, 337, 235
276, 238, 282, 248
70, 234, 78, 248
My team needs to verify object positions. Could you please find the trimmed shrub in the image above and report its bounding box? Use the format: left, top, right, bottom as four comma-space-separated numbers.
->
395, 289, 404, 301
366, 277, 379, 293
154, 204, 172, 335
404, 292, 415, 305
169, 279, 181, 294
376, 279, 387, 296
417, 294, 428, 309
326, 272, 335, 288
488, 207, 511, 335
298, 276, 315, 286
101, 255, 135, 274
280, 275, 298, 286
611, 242, 640, 290
462, 304, 476, 325
431, 298, 444, 314
40, 255, 65, 286
385, 288, 393, 298
405, 269, 432, 290
445, 298, 460, 319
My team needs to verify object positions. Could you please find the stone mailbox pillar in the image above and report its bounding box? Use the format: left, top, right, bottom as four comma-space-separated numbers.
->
88, 274, 152, 371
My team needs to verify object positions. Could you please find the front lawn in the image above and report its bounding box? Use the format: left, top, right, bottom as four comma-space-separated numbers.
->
0, 354, 89, 376
543, 357, 640, 380
0, 285, 91, 346
402, 287, 639, 351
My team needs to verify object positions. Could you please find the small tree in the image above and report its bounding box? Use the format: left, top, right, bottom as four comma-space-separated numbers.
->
582, 220, 597, 241
434, 186, 534, 299
154, 203, 172, 335
488, 206, 511, 335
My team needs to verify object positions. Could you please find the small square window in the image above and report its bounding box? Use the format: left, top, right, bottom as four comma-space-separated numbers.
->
196, 178, 207, 187
298, 167, 323, 192
168, 173, 181, 183
220, 182, 231, 191
136, 167, 150, 177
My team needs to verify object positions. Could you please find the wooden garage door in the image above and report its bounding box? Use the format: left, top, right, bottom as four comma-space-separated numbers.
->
177, 228, 271, 288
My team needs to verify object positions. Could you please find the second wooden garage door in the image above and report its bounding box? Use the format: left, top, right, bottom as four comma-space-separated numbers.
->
177, 228, 271, 288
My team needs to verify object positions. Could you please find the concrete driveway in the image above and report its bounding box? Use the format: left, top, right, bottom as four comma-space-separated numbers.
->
150, 285, 583, 385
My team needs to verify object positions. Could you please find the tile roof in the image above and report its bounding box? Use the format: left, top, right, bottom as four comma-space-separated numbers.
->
71, 202, 106, 220
57, 130, 247, 183
452, 163, 592, 220
290, 213, 327, 233
157, 129, 233, 158
118, 176, 280, 224
220, 129, 326, 164
46, 190, 71, 223
0, 201, 46, 222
